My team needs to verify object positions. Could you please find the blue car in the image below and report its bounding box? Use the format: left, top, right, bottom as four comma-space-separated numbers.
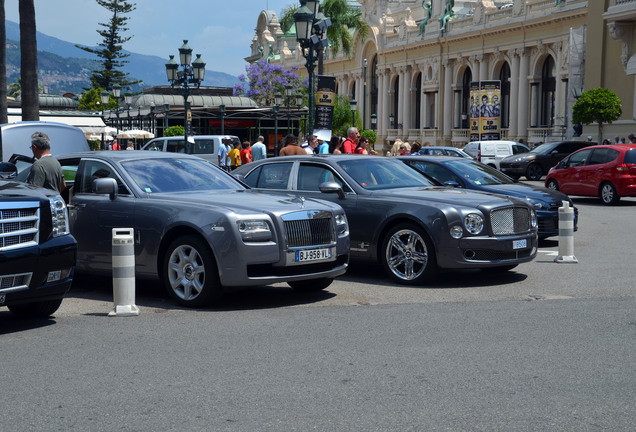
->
399, 155, 577, 239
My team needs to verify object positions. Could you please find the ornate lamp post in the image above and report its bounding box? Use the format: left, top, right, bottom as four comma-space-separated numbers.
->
371, 113, 377, 130
293, 0, 331, 137
124, 90, 133, 130
389, 113, 395, 130
165, 40, 206, 150
100, 90, 109, 149
349, 99, 357, 127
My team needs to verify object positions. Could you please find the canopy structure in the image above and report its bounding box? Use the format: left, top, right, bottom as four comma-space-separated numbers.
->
6, 108, 106, 134
116, 129, 155, 139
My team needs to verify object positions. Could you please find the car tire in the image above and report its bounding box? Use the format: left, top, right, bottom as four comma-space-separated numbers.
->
600, 182, 620, 205
381, 223, 437, 285
525, 163, 543, 181
7, 299, 63, 318
546, 179, 559, 191
162, 235, 222, 308
288, 278, 333, 292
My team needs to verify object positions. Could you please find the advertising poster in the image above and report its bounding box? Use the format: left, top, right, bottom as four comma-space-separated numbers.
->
478, 80, 501, 141
469, 82, 480, 142
314, 75, 336, 141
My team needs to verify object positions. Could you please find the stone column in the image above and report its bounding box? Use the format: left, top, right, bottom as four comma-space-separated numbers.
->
403, 66, 412, 136
479, 55, 488, 81
398, 66, 406, 134
509, 50, 520, 138
443, 60, 453, 142
382, 70, 391, 136
517, 48, 529, 139
377, 69, 385, 136
530, 83, 539, 127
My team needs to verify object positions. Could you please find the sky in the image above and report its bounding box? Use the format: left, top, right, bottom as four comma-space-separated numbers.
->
4, 0, 294, 77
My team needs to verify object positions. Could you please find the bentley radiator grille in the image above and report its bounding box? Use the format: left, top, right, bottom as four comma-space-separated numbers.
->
0, 204, 39, 251
490, 207, 531, 235
284, 218, 335, 247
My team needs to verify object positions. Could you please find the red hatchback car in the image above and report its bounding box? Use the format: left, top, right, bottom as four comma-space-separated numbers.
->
545, 144, 636, 205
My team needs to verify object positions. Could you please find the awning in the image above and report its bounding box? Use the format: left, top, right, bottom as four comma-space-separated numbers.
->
6, 110, 106, 133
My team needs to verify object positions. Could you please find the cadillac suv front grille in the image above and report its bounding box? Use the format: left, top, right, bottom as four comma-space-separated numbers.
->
490, 207, 531, 235
0, 203, 40, 251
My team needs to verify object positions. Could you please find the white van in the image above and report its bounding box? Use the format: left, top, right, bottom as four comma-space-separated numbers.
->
1, 121, 90, 162
142, 135, 240, 164
462, 140, 530, 169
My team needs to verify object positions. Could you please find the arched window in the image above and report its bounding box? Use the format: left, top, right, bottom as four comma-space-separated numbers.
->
461, 68, 472, 129
541, 56, 556, 127
499, 63, 511, 128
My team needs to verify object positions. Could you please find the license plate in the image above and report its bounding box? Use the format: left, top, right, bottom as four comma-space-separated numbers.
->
47, 270, 62, 283
295, 248, 333, 262
512, 239, 527, 250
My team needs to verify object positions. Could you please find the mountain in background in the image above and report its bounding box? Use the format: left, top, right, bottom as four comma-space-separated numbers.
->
4, 20, 239, 95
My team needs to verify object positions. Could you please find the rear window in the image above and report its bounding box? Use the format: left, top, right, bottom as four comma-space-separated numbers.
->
624, 149, 636, 164
588, 148, 619, 165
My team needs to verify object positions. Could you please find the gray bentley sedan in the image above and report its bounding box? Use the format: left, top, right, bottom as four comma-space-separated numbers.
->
233, 155, 538, 285
43, 151, 349, 308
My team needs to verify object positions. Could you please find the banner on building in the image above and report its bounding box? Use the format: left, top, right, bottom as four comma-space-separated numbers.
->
314, 75, 336, 141
470, 80, 501, 141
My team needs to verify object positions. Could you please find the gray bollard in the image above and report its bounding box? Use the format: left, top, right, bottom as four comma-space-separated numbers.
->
108, 228, 140, 316
554, 201, 578, 264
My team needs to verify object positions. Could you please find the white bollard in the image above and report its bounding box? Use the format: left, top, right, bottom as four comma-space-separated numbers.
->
108, 228, 140, 316
554, 201, 578, 264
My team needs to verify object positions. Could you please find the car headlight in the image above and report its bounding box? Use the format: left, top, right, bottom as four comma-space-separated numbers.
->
464, 213, 484, 235
335, 213, 348, 235
530, 210, 537, 228
50, 196, 70, 237
237, 219, 272, 242
449, 225, 463, 239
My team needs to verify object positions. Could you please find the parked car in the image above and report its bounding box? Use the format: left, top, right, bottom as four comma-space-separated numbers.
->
0, 165, 77, 318
417, 146, 472, 158
233, 155, 538, 285
499, 140, 595, 181
398, 155, 578, 239
545, 144, 636, 205
141, 135, 240, 164
1, 121, 89, 162
8, 151, 350, 307
462, 140, 530, 169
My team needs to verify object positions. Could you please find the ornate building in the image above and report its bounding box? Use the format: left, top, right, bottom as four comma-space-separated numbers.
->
248, 0, 636, 150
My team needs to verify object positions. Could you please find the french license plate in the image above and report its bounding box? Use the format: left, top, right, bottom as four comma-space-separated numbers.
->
512, 239, 527, 250
47, 270, 62, 283
295, 248, 332, 262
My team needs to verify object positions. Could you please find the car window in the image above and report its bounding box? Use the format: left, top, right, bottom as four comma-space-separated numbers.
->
565, 149, 592, 168
192, 139, 215, 154
144, 140, 164, 151
244, 162, 293, 190
512, 144, 529, 154
297, 163, 350, 192
122, 157, 241, 193
166, 140, 187, 153
76, 160, 131, 195
442, 160, 511, 185
588, 148, 619, 165
410, 161, 459, 185
337, 158, 434, 190
624, 149, 636, 164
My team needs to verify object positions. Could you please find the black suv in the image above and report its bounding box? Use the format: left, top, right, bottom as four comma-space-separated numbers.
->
499, 141, 595, 181
0, 173, 77, 318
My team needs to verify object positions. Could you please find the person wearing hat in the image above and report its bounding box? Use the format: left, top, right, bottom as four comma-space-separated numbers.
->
218, 137, 231, 171
586, 136, 593, 142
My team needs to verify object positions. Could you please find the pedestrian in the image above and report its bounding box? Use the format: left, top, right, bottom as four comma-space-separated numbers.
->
318, 138, 330, 154
306, 136, 319, 154
126, 142, 134, 150
410, 142, 422, 155
329, 135, 343, 154
228, 141, 242, 170
240, 141, 252, 164
217, 137, 231, 171
26, 131, 66, 194
614, 136, 623, 144
278, 134, 306, 156
342, 127, 360, 154
354, 137, 370, 154
602, 139, 611, 145
388, 139, 403, 156
251, 135, 267, 161
112, 140, 120, 150
586, 135, 593, 142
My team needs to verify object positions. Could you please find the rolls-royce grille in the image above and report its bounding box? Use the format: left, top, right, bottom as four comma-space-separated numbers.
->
284, 218, 334, 247
0, 205, 39, 251
491, 207, 531, 235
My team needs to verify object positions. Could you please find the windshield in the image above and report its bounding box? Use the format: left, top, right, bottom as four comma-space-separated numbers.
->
529, 142, 558, 155
122, 157, 244, 193
443, 159, 514, 186
336, 158, 436, 190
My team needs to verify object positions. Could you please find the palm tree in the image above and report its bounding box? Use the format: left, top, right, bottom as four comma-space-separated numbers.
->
19, 0, 39, 121
1, 0, 8, 125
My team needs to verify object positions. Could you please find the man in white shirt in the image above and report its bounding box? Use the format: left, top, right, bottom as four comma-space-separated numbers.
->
251, 136, 267, 161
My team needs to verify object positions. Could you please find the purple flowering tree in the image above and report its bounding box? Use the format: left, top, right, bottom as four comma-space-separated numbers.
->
233, 60, 308, 106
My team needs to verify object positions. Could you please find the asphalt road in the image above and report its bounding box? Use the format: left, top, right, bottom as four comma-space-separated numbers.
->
1, 189, 635, 431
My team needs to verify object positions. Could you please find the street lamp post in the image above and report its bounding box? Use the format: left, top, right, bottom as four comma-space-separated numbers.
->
363, 58, 367, 131
100, 90, 109, 149
219, 104, 226, 136
163, 103, 170, 133
293, 0, 331, 138
350, 99, 357, 127
165, 40, 206, 151
124, 90, 133, 130
371, 113, 377, 130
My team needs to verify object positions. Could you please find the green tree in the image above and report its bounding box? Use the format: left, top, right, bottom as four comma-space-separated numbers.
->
332, 94, 360, 137
0, 0, 7, 125
77, 87, 118, 111
572, 87, 622, 143
76, 0, 140, 91
19, 0, 39, 121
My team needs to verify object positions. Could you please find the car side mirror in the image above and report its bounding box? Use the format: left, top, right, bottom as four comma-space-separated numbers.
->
319, 181, 345, 199
0, 162, 18, 179
443, 180, 461, 188
93, 177, 118, 200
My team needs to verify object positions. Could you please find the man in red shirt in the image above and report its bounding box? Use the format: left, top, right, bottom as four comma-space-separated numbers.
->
342, 127, 360, 154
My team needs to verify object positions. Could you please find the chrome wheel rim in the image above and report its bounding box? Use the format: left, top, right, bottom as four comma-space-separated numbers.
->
385, 229, 429, 281
601, 184, 614, 203
168, 244, 205, 301
547, 181, 557, 191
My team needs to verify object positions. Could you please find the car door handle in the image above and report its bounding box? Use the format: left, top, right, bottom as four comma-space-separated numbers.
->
68, 203, 86, 209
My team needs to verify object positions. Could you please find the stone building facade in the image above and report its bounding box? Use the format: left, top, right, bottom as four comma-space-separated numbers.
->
249, 0, 636, 151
